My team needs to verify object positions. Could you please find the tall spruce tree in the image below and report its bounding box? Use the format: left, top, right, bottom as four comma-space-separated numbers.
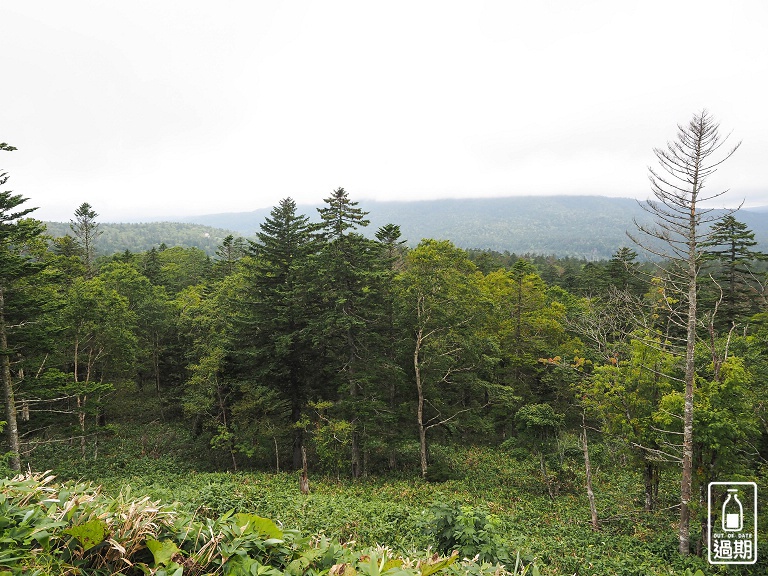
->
702, 214, 766, 326
142, 247, 162, 284
0, 143, 47, 471
70, 202, 102, 278
313, 188, 384, 477
375, 224, 408, 470
237, 198, 319, 470
606, 247, 646, 295
214, 234, 247, 277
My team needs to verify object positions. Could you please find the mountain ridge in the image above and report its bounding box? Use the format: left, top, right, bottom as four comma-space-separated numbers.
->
178, 195, 768, 260
43, 196, 768, 260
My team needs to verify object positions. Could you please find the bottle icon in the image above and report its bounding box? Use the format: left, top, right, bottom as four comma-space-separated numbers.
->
722, 488, 743, 532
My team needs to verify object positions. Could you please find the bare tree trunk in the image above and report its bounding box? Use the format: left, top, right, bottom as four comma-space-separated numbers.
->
0, 287, 20, 472
644, 464, 652, 512
581, 411, 599, 530
73, 336, 87, 459
418, 418, 428, 478
679, 191, 698, 555
643, 461, 659, 512
299, 445, 309, 494
274, 436, 280, 473
292, 405, 303, 470
540, 452, 555, 500
215, 381, 237, 471
696, 478, 707, 556
414, 327, 428, 477
78, 394, 87, 459
73, 338, 79, 386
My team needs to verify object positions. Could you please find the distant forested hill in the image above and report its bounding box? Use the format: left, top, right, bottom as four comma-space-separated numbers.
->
43, 221, 240, 257
42, 196, 768, 259
180, 195, 768, 259
363, 196, 648, 259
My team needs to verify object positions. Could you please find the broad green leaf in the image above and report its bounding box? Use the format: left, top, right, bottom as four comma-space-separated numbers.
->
234, 513, 283, 539
382, 559, 403, 572
156, 564, 184, 576
420, 554, 457, 576
146, 537, 181, 567
64, 518, 108, 551
32, 529, 52, 549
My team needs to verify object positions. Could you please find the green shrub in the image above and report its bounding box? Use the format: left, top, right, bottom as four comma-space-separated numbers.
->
425, 460, 459, 483
1, 471, 517, 576
423, 503, 511, 565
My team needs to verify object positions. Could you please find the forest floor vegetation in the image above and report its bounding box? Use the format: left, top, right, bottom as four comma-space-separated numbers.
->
19, 415, 757, 576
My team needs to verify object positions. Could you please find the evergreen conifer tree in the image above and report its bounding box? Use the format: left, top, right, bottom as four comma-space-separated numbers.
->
236, 198, 319, 469
70, 202, 102, 278
214, 234, 247, 277
0, 144, 48, 471
312, 188, 386, 476
607, 247, 646, 295
702, 214, 767, 326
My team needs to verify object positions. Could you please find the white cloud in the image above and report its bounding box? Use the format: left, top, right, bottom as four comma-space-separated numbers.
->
2, 0, 766, 222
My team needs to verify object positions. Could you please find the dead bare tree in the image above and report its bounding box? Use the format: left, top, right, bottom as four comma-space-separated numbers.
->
567, 286, 643, 364
628, 110, 740, 555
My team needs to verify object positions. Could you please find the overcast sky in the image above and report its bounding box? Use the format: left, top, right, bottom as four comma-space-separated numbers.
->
2, 1, 767, 222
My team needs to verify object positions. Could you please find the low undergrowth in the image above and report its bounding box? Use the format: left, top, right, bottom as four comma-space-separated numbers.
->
22, 435, 763, 575
0, 471, 519, 576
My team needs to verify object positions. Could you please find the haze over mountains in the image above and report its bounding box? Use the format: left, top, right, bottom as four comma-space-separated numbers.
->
45, 195, 768, 260
178, 195, 768, 260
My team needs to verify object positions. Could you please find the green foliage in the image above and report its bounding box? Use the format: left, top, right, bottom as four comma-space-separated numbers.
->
0, 471, 491, 576
25, 436, 767, 575
63, 518, 108, 551
701, 214, 767, 325
0, 157, 51, 472
145, 537, 181, 567
311, 188, 394, 477
396, 239, 495, 476
424, 459, 460, 483
69, 202, 101, 278
424, 503, 511, 565
44, 220, 238, 257
656, 354, 761, 488
9, 188, 768, 575
514, 404, 564, 447
156, 245, 212, 294
58, 275, 138, 382
308, 402, 354, 475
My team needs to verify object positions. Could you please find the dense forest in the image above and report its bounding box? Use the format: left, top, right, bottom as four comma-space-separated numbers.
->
2, 116, 768, 574
43, 220, 239, 257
